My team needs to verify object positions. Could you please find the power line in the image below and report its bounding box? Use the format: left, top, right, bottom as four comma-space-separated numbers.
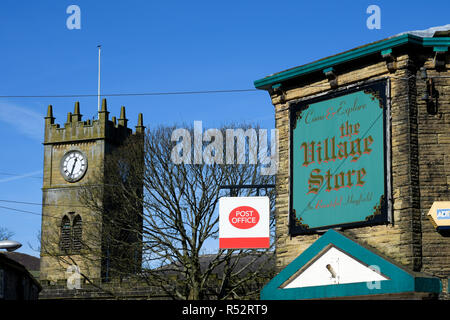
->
0, 89, 259, 99
0, 204, 101, 225
0, 172, 42, 179
0, 199, 87, 208
0, 74, 432, 100
0, 75, 424, 100
0, 205, 42, 216
0, 202, 137, 227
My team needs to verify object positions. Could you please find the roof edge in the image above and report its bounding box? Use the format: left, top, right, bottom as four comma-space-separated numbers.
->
260, 229, 442, 300
254, 34, 450, 91
0, 253, 42, 291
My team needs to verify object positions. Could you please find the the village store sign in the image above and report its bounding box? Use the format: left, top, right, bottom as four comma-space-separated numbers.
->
290, 80, 390, 234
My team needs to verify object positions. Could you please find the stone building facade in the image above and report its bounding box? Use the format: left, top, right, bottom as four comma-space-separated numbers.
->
255, 29, 450, 299
0, 252, 41, 300
39, 100, 145, 286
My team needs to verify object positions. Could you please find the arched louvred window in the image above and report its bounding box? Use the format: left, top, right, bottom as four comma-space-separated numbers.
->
60, 215, 71, 253
72, 215, 82, 254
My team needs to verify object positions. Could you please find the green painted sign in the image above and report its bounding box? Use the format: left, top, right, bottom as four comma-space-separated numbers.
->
290, 80, 389, 234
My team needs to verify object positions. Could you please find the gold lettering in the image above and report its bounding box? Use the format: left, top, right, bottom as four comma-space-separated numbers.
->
308, 169, 323, 194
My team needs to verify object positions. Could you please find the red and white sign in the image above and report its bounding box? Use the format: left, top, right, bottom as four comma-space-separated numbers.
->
219, 196, 270, 249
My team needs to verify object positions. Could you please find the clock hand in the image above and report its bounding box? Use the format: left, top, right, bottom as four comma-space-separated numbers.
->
70, 158, 78, 178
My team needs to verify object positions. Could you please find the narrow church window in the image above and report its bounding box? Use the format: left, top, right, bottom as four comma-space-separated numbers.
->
72, 215, 83, 253
60, 215, 71, 253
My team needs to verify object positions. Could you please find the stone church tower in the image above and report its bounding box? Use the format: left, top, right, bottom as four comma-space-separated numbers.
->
39, 99, 145, 285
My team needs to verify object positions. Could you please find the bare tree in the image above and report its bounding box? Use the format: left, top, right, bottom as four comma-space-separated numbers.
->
0, 227, 14, 241
74, 123, 276, 299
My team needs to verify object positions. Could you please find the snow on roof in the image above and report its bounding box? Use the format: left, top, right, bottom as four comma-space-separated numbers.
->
394, 24, 450, 38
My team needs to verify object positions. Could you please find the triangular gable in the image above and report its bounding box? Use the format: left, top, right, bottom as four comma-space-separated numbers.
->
261, 230, 441, 300
282, 245, 389, 289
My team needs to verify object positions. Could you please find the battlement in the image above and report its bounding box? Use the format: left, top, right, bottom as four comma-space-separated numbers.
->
44, 99, 145, 145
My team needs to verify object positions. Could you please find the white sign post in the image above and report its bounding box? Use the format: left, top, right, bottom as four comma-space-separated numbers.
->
219, 196, 270, 249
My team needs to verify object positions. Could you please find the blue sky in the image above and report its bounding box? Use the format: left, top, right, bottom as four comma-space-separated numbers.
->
0, 0, 449, 257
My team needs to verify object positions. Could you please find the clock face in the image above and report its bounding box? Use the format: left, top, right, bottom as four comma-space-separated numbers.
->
60, 150, 88, 182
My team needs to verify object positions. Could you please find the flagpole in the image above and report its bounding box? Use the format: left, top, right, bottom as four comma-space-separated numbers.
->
97, 45, 101, 116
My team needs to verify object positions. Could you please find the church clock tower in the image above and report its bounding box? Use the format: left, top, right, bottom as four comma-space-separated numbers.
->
39, 99, 145, 285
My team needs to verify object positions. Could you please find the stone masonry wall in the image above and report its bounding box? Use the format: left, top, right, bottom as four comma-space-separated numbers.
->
271, 50, 449, 294
417, 55, 450, 297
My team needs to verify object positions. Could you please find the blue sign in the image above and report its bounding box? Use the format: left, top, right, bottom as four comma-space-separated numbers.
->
437, 209, 450, 220
290, 80, 389, 234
